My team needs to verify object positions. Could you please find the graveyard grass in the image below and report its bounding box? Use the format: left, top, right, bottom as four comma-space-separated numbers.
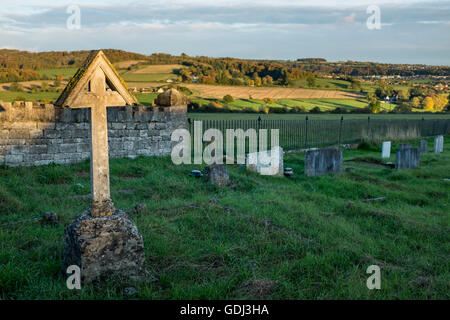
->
0, 136, 449, 299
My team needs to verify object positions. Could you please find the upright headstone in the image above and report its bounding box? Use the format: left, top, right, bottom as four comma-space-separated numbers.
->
434, 135, 444, 153
57, 50, 147, 283
419, 140, 428, 153
381, 141, 391, 159
395, 147, 420, 170
246, 146, 284, 176
305, 147, 342, 177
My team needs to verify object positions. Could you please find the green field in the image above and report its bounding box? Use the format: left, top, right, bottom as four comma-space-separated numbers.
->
189, 97, 385, 113
38, 68, 78, 80
1, 91, 449, 120
120, 72, 176, 83
291, 78, 352, 90
188, 112, 450, 120
1, 136, 449, 299
0, 91, 60, 103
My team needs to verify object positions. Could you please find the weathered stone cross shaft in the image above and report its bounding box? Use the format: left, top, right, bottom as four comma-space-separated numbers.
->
77, 69, 126, 216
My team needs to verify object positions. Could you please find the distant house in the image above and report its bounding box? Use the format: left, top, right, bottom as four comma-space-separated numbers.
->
434, 83, 446, 91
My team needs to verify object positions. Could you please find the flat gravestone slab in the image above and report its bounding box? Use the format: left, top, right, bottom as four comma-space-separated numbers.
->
305, 147, 342, 177
246, 146, 283, 176
396, 147, 420, 170
381, 141, 391, 159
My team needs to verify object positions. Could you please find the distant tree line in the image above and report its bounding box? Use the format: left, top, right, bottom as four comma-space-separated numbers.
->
0, 49, 147, 70
288, 60, 450, 77
0, 68, 40, 83
2, 48, 449, 87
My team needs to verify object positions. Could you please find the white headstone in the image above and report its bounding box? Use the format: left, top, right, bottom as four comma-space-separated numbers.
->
246, 146, 284, 176
381, 141, 391, 159
434, 135, 444, 153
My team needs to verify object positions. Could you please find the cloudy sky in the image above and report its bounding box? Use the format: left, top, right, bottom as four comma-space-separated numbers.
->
1, 0, 449, 65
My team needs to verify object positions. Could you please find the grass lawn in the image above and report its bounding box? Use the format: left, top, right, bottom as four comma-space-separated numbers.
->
0, 136, 449, 299
0, 91, 60, 103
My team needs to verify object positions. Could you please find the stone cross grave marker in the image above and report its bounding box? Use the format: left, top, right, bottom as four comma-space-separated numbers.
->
56, 51, 147, 283
55, 50, 138, 217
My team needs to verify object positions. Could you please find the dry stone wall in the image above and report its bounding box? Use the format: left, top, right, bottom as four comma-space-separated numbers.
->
0, 101, 187, 166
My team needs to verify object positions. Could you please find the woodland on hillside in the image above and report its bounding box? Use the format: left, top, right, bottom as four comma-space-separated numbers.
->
1, 49, 449, 84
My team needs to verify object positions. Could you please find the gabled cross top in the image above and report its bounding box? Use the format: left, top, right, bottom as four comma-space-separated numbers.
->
56, 50, 138, 217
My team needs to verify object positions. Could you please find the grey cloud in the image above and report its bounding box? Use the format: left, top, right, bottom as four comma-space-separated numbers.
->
2, 1, 449, 30
0, 1, 449, 65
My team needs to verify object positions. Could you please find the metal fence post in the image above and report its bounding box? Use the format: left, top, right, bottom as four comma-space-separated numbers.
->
338, 115, 343, 147
257, 116, 261, 151
367, 116, 371, 142
305, 116, 309, 149
421, 117, 425, 137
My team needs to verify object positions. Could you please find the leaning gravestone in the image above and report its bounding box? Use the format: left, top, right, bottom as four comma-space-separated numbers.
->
434, 135, 444, 153
305, 147, 342, 177
419, 140, 428, 153
58, 50, 147, 283
381, 141, 391, 159
395, 147, 420, 170
246, 146, 284, 176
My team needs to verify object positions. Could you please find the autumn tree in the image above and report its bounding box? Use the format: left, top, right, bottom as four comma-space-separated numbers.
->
9, 82, 23, 92
367, 93, 381, 113
398, 89, 410, 100
422, 96, 434, 111
351, 79, 361, 91
431, 94, 448, 111
411, 97, 421, 108
223, 94, 234, 103
263, 98, 274, 105
306, 76, 316, 87
41, 81, 48, 92
54, 73, 63, 88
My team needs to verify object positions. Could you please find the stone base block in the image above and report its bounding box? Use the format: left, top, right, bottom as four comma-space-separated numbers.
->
63, 210, 147, 284
204, 164, 230, 186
